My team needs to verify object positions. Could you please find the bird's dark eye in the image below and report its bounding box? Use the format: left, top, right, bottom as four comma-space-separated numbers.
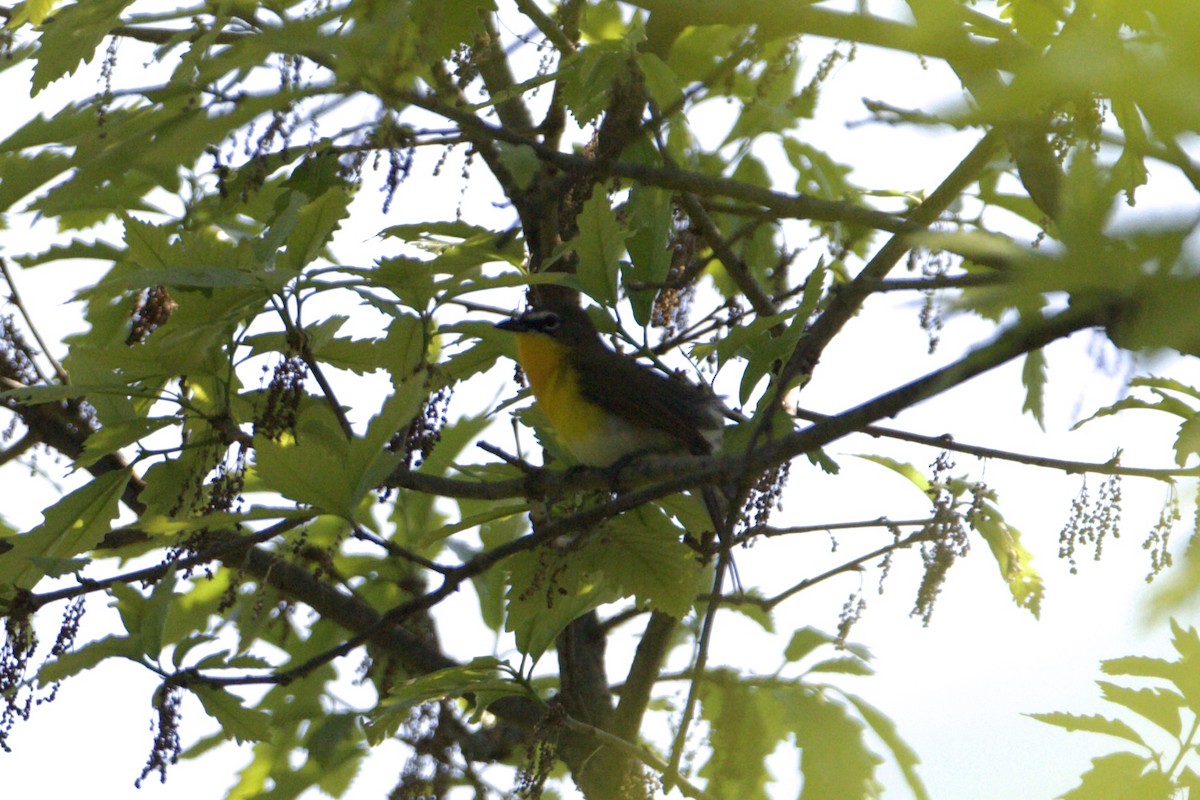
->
542, 315, 561, 332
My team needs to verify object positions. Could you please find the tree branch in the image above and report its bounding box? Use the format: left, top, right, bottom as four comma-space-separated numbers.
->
792, 408, 1188, 481
763, 529, 933, 611
514, 0, 577, 54
773, 129, 1003, 400
476, 11, 537, 134
677, 192, 778, 317
27, 518, 309, 611
399, 90, 913, 234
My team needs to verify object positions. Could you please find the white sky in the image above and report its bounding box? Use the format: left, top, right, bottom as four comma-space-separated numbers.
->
4, 3, 1200, 799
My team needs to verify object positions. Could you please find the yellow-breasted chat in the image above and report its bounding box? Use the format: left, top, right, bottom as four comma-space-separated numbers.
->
496, 302, 741, 784
494, 304, 723, 468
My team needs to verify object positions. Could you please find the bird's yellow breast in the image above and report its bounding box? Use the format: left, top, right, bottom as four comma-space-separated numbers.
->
513, 332, 607, 458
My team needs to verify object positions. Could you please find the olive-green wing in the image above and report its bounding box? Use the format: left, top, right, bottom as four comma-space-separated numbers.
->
571, 344, 721, 455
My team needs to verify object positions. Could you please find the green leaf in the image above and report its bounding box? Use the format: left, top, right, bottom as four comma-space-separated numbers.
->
494, 142, 539, 190
413, 503, 527, 550
253, 382, 419, 520
724, 66, 802, 144
666, 25, 742, 83
364, 658, 527, 744
0, 150, 73, 213
842, 693, 930, 800
1169, 618, 1200, 662
706, 309, 803, 404
0, 469, 130, 590
505, 542, 617, 664
302, 313, 426, 378
807, 657, 873, 676
345, 376, 426, 504
305, 712, 361, 768
37, 635, 138, 685
1100, 655, 1177, 681
624, 183, 672, 325
571, 192, 629, 306
1095, 681, 1183, 739
588, 505, 706, 619
1163, 620, 1200, 714
781, 138, 855, 201
1173, 415, 1200, 467
854, 455, 931, 494
30, 0, 134, 95
970, 499, 1044, 617
784, 627, 839, 663
560, 41, 629, 125
377, 222, 522, 277
637, 51, 682, 110
1059, 752, 1174, 800
1026, 712, 1144, 746
1074, 392, 1196, 431
27, 555, 90, 577
1178, 767, 1200, 797
381, 312, 429, 379
140, 564, 179, 658
466, 496, 529, 631
279, 186, 352, 273
102, 265, 289, 292
788, 688, 883, 800
373, 256, 436, 310
699, 678, 781, 800
8, 0, 59, 27
78, 416, 178, 468
172, 634, 219, 669
193, 685, 273, 744
1000, 0, 1063, 48
253, 405, 357, 516
1021, 349, 1047, 429
15, 238, 123, 269
417, 411, 495, 476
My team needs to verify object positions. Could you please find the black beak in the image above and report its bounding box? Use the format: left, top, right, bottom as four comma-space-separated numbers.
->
495, 316, 531, 332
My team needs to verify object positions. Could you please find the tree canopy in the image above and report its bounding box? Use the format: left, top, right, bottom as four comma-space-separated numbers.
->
3, 0, 1200, 798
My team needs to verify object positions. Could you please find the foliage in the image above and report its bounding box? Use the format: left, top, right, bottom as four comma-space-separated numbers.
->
1031, 620, 1200, 799
0, 0, 1198, 798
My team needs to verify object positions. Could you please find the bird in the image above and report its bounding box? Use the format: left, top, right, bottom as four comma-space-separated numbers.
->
496, 303, 742, 768
494, 304, 724, 468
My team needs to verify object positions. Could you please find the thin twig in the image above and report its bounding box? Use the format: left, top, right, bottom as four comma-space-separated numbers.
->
768, 129, 1004, 419
762, 529, 932, 610
272, 299, 355, 440
677, 192, 778, 316
738, 516, 936, 543
514, 0, 577, 54
352, 526, 453, 574
477, 441, 536, 471
855, 273, 1011, 292
0, 430, 39, 467
665, 549, 731, 787
0, 259, 68, 383
30, 517, 309, 611
791, 407, 1189, 481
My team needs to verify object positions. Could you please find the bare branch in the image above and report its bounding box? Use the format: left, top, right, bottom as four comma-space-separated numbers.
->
793, 408, 1187, 481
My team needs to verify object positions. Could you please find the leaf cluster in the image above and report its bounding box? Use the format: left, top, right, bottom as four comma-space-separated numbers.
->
1031, 620, 1200, 799
0, 0, 1199, 798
